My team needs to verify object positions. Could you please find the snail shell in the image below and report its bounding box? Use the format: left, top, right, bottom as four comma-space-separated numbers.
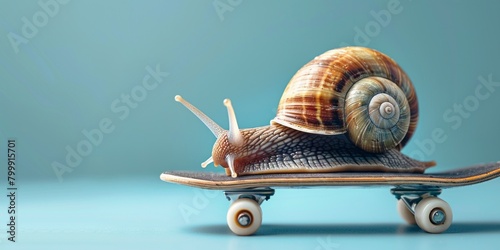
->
271, 47, 418, 153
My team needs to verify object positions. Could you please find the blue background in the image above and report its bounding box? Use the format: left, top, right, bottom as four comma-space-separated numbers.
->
1, 0, 500, 249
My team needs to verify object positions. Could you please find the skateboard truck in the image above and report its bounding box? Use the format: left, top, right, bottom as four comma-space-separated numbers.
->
223, 188, 275, 235
391, 185, 442, 214
391, 185, 452, 231
224, 188, 275, 204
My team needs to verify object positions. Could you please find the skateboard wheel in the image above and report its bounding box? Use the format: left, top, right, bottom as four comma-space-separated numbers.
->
226, 198, 262, 236
397, 199, 416, 225
414, 197, 452, 233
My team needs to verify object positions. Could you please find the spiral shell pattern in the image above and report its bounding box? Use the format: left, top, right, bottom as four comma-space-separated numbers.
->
271, 47, 418, 152
345, 77, 410, 152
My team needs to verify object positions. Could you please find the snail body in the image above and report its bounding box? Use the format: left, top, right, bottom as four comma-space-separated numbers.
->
175, 47, 433, 178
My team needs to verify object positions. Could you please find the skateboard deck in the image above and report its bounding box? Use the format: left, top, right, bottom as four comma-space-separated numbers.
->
161, 162, 500, 190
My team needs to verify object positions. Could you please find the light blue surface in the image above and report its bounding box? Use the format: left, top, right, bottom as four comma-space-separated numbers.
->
1, 0, 500, 249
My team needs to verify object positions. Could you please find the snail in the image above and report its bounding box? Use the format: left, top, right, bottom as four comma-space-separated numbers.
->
175, 47, 434, 178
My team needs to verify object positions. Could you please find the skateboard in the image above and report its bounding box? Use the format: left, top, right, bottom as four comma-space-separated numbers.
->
161, 162, 500, 235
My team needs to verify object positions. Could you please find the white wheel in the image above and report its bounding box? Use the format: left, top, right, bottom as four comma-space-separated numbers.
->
415, 197, 452, 233
226, 198, 262, 236
397, 199, 416, 225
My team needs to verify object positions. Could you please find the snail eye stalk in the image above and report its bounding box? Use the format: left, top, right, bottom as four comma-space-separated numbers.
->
174, 95, 224, 138
223, 99, 244, 147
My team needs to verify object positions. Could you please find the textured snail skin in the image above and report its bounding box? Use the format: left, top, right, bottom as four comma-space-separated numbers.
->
212, 124, 433, 176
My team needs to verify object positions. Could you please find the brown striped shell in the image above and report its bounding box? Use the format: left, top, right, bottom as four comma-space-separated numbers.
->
271, 47, 418, 153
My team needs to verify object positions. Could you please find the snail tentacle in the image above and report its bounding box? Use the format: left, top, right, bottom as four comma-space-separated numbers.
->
201, 156, 213, 168
224, 99, 244, 146
175, 95, 225, 168
226, 154, 238, 178
175, 95, 225, 138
